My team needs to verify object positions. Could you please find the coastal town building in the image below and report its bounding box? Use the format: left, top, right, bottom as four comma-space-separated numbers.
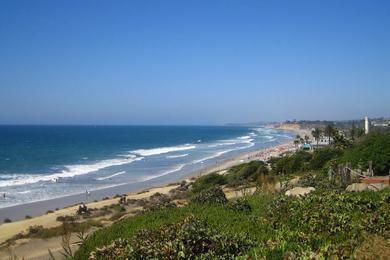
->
364, 116, 370, 134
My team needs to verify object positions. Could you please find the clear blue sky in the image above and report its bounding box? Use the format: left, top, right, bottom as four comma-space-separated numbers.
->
0, 0, 389, 125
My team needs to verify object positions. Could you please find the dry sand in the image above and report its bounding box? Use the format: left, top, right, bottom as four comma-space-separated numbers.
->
0, 124, 308, 259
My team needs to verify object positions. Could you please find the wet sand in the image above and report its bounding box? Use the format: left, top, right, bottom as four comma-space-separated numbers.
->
0, 126, 308, 243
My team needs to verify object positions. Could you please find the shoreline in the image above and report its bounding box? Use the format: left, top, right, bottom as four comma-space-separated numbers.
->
0, 126, 308, 245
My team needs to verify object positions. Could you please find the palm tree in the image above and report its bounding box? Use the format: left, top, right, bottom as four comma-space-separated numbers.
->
304, 135, 310, 143
324, 124, 336, 144
333, 133, 352, 149
311, 127, 321, 148
293, 139, 299, 149
294, 134, 302, 145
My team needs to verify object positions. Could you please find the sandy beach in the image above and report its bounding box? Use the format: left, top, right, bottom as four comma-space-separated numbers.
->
0, 125, 309, 259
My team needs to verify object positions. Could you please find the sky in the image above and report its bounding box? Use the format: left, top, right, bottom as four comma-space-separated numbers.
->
0, 0, 389, 125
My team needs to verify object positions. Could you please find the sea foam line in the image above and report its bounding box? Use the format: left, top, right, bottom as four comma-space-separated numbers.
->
142, 164, 186, 181
132, 145, 196, 157
166, 154, 189, 159
96, 171, 127, 181
191, 149, 235, 164
208, 134, 256, 148
0, 156, 143, 188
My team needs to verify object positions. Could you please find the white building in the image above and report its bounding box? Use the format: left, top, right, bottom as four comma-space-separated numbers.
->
364, 116, 370, 134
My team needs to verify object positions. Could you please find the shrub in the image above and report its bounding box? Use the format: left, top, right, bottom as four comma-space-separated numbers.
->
341, 132, 390, 175
25, 215, 32, 219
89, 216, 255, 259
28, 225, 45, 235
309, 147, 343, 170
265, 189, 390, 258
191, 187, 228, 205
228, 198, 252, 213
112, 204, 126, 212
3, 218, 12, 223
192, 173, 226, 193
56, 215, 76, 222
270, 151, 312, 175
226, 160, 269, 187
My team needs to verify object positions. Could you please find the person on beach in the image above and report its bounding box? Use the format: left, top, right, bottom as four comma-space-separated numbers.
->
77, 202, 88, 215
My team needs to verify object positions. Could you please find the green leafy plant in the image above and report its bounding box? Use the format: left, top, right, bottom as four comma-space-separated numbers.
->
89, 216, 255, 259
191, 173, 227, 193
191, 187, 228, 205
227, 198, 252, 213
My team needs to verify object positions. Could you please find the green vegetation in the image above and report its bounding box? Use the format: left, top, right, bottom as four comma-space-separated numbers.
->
311, 127, 321, 148
75, 194, 274, 259
76, 188, 390, 259
191, 187, 228, 205
191, 173, 226, 193
191, 161, 269, 194
226, 160, 269, 187
6, 219, 103, 245
75, 132, 390, 259
89, 216, 255, 259
309, 147, 342, 170
341, 132, 390, 175
266, 190, 390, 258
269, 151, 312, 175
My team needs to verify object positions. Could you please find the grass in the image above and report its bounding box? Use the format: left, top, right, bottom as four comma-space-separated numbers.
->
30, 219, 103, 239
5, 219, 103, 244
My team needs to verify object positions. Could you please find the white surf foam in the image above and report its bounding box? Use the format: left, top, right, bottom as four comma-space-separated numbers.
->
207, 142, 237, 148
241, 138, 254, 143
208, 134, 255, 148
238, 135, 251, 140
17, 190, 32, 194
191, 149, 235, 164
166, 154, 189, 159
0, 156, 143, 188
142, 164, 186, 181
132, 145, 196, 157
96, 171, 127, 181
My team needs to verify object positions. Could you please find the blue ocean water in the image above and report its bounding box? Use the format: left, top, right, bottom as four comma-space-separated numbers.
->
0, 125, 293, 208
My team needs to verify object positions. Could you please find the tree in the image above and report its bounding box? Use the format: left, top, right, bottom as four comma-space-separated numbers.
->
324, 124, 336, 144
350, 122, 356, 142
293, 139, 299, 149
311, 128, 321, 148
304, 135, 310, 144
356, 128, 365, 139
332, 133, 351, 149
341, 132, 390, 175
294, 134, 304, 145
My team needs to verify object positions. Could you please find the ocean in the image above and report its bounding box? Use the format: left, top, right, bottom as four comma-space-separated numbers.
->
0, 125, 293, 208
